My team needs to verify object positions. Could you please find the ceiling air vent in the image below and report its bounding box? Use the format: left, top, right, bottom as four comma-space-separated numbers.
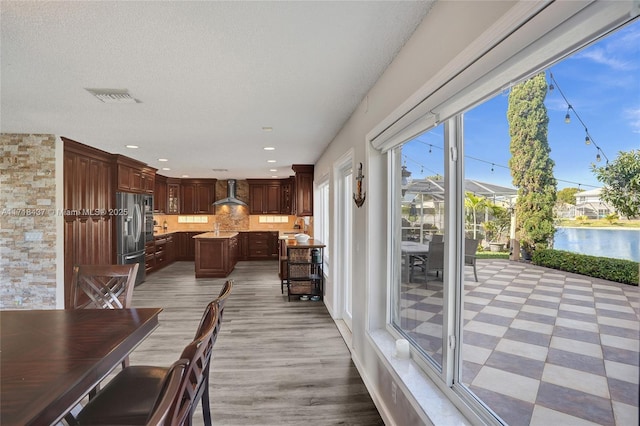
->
85, 88, 141, 104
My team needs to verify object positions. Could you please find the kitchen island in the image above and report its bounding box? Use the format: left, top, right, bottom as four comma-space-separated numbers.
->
194, 231, 239, 278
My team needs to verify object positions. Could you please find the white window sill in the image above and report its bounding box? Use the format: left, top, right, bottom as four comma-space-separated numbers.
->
368, 330, 471, 426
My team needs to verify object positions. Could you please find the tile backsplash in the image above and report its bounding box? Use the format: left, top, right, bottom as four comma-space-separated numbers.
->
154, 213, 310, 234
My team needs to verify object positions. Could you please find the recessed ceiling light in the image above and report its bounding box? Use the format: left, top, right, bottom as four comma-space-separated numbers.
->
269, 169, 278, 172
125, 145, 139, 149
267, 160, 276, 163
181, 174, 189, 178
162, 168, 171, 171
158, 158, 168, 162
262, 127, 273, 132
263, 146, 275, 151
271, 175, 278, 178
212, 168, 229, 172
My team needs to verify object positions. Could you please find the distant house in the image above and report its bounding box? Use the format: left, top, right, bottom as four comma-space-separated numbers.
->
574, 188, 614, 218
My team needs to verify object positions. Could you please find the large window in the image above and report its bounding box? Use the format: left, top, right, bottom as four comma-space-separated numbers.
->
385, 17, 639, 425
391, 123, 448, 369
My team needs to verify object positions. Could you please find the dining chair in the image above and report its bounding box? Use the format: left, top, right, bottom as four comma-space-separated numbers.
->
70, 263, 139, 310
464, 238, 480, 282
424, 242, 445, 286
430, 234, 444, 243
193, 280, 233, 426
70, 263, 139, 371
70, 302, 221, 426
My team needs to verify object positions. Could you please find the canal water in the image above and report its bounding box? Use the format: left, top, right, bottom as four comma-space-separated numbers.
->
554, 227, 640, 262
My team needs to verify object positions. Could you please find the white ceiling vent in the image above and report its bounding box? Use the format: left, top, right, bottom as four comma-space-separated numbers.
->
85, 88, 141, 104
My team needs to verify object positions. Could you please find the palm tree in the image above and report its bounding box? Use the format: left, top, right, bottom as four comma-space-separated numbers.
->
465, 192, 488, 240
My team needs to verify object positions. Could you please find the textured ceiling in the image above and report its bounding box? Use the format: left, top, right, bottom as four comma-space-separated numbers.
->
1, 1, 432, 179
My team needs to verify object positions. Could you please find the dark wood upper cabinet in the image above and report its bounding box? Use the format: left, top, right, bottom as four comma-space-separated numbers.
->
247, 179, 282, 214
181, 179, 216, 214
292, 164, 314, 216
280, 177, 294, 215
154, 174, 167, 213
167, 179, 181, 214
113, 156, 156, 195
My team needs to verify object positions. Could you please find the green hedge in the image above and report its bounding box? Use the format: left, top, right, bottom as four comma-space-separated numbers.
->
532, 249, 639, 286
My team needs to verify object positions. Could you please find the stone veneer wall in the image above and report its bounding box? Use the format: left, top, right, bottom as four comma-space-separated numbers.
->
0, 134, 58, 309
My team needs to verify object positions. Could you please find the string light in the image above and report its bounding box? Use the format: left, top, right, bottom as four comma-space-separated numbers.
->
404, 148, 599, 190
549, 71, 609, 164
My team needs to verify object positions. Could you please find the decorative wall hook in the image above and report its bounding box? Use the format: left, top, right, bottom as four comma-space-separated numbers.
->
353, 162, 366, 208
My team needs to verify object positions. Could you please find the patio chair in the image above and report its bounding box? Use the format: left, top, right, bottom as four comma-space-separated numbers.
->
465, 238, 479, 282
424, 242, 444, 286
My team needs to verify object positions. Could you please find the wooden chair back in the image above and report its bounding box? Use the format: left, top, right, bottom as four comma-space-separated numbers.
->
169, 302, 221, 425
145, 359, 188, 426
190, 280, 233, 426
194, 280, 233, 340
70, 264, 138, 309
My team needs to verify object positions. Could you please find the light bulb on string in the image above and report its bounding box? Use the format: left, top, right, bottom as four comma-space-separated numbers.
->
564, 106, 571, 124
585, 130, 591, 145
491, 163, 495, 173
429, 144, 432, 154
596, 149, 601, 162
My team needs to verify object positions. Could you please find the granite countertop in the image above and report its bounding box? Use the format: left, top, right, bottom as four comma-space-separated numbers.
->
153, 231, 175, 237
153, 229, 301, 238
193, 231, 239, 239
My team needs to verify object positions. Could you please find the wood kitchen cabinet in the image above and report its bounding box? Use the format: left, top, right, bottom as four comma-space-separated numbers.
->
114, 155, 156, 194
237, 232, 249, 261
175, 231, 200, 261
166, 233, 175, 264
181, 179, 216, 214
292, 164, 314, 216
247, 231, 279, 260
63, 138, 114, 308
247, 179, 283, 214
280, 177, 294, 215
167, 178, 181, 214
146, 233, 175, 276
154, 174, 167, 213
194, 233, 239, 278
145, 241, 155, 274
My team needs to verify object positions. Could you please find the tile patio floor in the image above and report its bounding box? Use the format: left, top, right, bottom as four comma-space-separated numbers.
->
400, 259, 639, 426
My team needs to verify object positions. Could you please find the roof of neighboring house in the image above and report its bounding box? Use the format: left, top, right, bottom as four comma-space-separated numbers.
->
575, 187, 603, 197
403, 179, 517, 203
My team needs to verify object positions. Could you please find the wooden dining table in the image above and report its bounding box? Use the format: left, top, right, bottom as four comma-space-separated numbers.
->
0, 307, 162, 426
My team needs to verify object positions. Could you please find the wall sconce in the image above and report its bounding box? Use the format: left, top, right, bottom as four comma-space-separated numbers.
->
353, 162, 366, 208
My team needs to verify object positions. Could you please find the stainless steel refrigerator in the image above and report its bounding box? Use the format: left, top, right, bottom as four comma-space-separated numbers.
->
116, 192, 146, 285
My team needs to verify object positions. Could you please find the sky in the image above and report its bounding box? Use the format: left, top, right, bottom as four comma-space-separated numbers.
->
404, 19, 640, 191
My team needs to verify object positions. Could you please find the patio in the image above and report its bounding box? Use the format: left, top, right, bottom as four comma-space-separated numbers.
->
400, 258, 639, 425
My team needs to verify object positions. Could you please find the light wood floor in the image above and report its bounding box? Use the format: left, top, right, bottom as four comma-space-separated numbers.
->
129, 260, 384, 426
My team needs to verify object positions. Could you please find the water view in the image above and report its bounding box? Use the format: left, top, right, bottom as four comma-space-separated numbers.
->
554, 227, 640, 262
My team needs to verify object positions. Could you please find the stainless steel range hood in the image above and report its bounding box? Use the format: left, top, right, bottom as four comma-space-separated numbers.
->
213, 179, 247, 206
